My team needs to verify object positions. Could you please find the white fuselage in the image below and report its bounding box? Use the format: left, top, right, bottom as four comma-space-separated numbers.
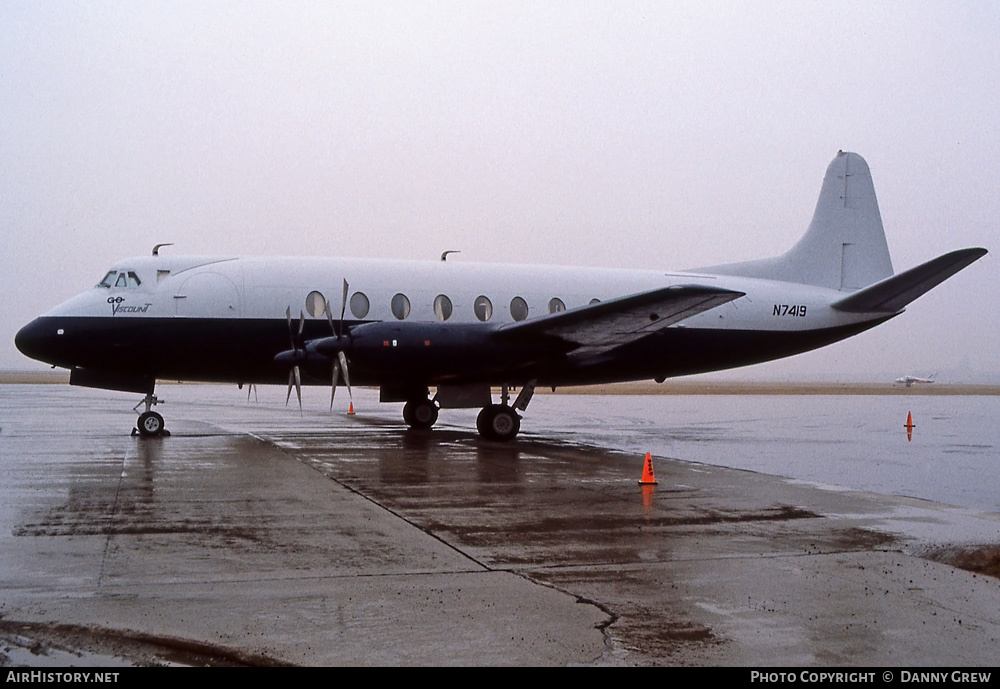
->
47, 254, 871, 333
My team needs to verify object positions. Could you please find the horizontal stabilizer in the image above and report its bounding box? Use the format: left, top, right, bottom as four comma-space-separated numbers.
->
498, 284, 744, 354
832, 248, 987, 313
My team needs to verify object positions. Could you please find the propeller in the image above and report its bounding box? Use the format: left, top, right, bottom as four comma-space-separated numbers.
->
325, 280, 353, 411
284, 306, 305, 411
273, 280, 354, 414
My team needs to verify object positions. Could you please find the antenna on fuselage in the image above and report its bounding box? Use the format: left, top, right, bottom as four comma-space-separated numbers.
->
440, 250, 460, 261
152, 243, 174, 256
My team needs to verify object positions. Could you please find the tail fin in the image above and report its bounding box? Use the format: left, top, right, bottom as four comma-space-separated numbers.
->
701, 151, 894, 290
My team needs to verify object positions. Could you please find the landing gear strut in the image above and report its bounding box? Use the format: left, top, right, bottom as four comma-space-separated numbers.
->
133, 392, 168, 437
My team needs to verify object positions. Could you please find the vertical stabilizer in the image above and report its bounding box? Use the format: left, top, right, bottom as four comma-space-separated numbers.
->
700, 151, 894, 290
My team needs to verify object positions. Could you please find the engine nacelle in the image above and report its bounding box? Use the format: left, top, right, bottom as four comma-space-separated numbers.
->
314, 321, 538, 382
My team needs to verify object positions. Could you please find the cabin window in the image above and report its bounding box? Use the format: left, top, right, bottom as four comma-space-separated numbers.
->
548, 297, 565, 314
305, 291, 327, 318
433, 294, 453, 321
510, 296, 528, 321
474, 295, 493, 322
391, 293, 411, 320
350, 292, 370, 319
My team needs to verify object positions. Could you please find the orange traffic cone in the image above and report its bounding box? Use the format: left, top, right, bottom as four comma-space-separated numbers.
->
638, 452, 658, 485
348, 402, 355, 415
904, 411, 915, 441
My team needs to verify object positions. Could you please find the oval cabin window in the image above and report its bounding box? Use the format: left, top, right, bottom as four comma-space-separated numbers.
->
350, 292, 370, 319
474, 295, 493, 322
391, 293, 411, 320
433, 294, 453, 321
305, 291, 326, 318
510, 296, 528, 321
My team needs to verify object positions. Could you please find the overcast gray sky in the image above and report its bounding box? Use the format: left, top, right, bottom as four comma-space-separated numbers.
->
2, 1, 996, 381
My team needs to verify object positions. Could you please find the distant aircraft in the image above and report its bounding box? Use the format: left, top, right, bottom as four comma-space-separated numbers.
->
894, 374, 937, 387
15, 152, 987, 441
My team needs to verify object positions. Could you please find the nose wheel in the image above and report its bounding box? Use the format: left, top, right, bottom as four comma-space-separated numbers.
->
137, 411, 165, 437
132, 392, 169, 437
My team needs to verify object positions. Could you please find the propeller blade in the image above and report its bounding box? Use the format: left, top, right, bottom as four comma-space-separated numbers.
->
324, 299, 335, 336
298, 310, 305, 339
285, 366, 302, 410
330, 360, 340, 410
285, 306, 295, 349
340, 279, 349, 326
337, 350, 352, 403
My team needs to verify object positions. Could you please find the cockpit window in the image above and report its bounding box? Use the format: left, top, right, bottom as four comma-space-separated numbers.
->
100, 271, 142, 289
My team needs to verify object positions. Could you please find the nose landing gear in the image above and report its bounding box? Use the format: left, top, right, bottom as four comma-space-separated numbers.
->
132, 393, 169, 437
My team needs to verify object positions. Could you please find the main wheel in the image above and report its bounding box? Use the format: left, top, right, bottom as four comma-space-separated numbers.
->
403, 399, 438, 430
476, 404, 520, 442
137, 411, 165, 437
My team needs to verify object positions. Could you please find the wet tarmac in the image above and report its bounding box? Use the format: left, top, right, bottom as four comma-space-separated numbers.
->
2, 384, 1000, 666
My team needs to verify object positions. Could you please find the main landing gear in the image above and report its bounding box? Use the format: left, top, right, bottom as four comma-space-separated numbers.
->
132, 392, 168, 438
476, 404, 520, 442
402, 397, 439, 430
402, 383, 534, 442
476, 383, 532, 442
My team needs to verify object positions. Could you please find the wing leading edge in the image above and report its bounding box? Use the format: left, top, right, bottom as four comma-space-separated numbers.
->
496, 284, 745, 357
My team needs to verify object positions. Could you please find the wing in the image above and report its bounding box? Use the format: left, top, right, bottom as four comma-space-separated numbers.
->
496, 284, 744, 357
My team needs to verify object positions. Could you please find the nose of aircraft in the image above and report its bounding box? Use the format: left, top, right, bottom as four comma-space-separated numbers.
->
14, 318, 62, 366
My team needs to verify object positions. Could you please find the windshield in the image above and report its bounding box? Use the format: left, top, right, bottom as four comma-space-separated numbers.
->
98, 270, 142, 288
